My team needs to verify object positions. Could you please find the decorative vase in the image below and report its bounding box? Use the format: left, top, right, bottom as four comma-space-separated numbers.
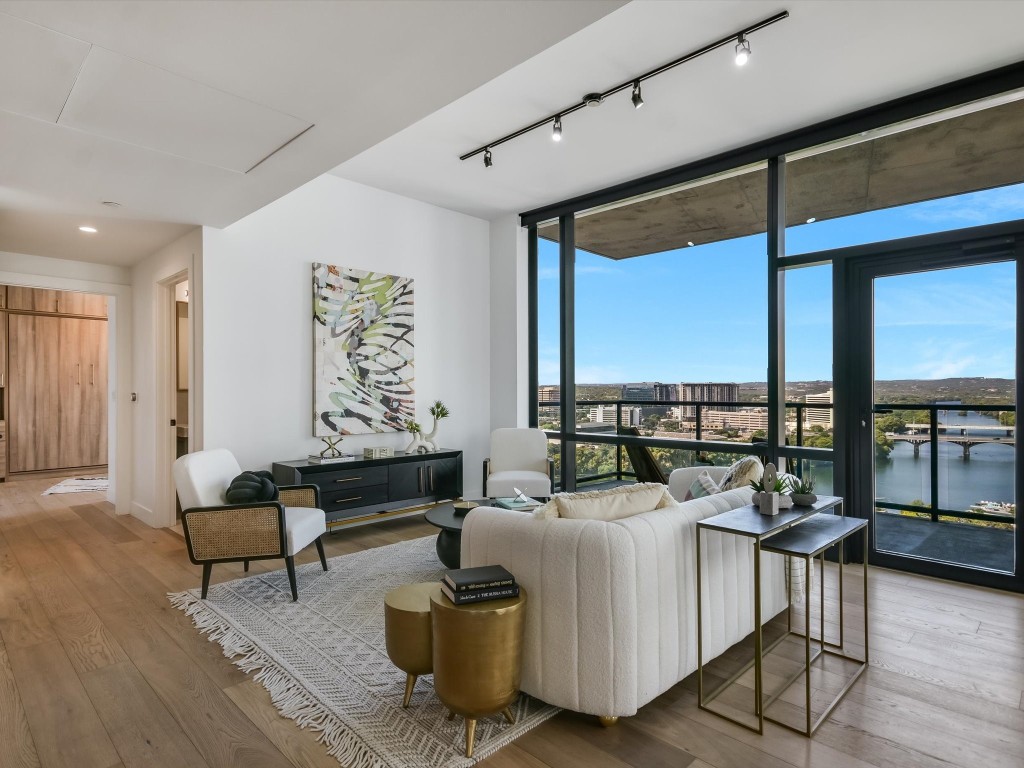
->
405, 433, 427, 453
778, 494, 794, 509
756, 491, 781, 516
421, 418, 439, 453
791, 492, 817, 506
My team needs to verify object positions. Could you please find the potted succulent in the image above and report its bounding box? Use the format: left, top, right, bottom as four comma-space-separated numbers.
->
749, 475, 788, 515
420, 400, 450, 452
749, 462, 793, 515
788, 476, 817, 506
404, 418, 428, 453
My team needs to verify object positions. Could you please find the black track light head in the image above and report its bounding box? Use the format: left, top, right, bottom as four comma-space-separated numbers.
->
484, 148, 492, 168
735, 34, 751, 66
631, 80, 644, 109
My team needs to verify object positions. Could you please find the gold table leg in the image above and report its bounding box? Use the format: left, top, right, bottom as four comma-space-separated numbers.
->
465, 718, 477, 758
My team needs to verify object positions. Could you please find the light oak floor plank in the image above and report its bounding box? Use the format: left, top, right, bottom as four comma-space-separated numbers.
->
0, 474, 1022, 768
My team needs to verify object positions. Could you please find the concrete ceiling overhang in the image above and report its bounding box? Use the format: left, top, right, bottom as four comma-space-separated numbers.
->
538, 96, 1024, 259
0, 0, 625, 264
333, 1, 1024, 224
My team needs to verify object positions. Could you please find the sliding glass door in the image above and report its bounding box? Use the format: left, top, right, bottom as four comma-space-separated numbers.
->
844, 237, 1022, 590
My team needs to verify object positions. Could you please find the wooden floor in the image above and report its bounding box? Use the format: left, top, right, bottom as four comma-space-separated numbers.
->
0, 475, 1022, 768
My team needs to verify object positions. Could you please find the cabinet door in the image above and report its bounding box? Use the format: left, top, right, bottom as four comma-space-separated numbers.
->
0, 311, 6, 388
7, 286, 60, 313
57, 290, 107, 318
389, 461, 426, 501
57, 319, 108, 468
8, 315, 62, 472
424, 457, 461, 499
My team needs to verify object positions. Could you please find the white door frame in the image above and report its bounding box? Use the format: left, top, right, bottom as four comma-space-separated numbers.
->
156, 270, 191, 527
0, 269, 133, 514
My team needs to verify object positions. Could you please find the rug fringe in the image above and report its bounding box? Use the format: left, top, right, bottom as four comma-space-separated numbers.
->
169, 590, 394, 768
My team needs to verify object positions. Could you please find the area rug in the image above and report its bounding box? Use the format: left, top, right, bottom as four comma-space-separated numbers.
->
168, 535, 558, 768
42, 476, 108, 495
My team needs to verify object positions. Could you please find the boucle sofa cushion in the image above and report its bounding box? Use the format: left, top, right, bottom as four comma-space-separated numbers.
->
684, 470, 721, 501
720, 456, 764, 491
534, 482, 676, 521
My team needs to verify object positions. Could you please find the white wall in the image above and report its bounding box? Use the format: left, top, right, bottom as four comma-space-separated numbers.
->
488, 214, 529, 429
202, 175, 492, 496
130, 228, 201, 526
0, 250, 133, 513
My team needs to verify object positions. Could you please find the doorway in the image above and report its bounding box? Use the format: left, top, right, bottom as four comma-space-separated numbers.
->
171, 277, 190, 520
844, 234, 1022, 591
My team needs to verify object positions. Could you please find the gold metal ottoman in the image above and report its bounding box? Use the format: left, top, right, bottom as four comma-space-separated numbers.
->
384, 582, 442, 708
430, 588, 527, 758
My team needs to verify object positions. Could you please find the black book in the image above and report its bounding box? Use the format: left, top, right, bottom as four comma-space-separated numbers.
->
443, 564, 515, 593
441, 583, 520, 605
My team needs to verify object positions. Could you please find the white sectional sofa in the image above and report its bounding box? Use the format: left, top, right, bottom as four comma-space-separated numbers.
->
460, 472, 789, 720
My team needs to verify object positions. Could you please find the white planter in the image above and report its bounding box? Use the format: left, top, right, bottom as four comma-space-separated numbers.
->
753, 491, 781, 515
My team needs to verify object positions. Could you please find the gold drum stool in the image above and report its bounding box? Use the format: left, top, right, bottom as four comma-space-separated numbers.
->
384, 582, 442, 708
430, 588, 527, 758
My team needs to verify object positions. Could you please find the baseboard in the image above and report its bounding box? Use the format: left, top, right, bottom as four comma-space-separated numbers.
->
131, 501, 160, 528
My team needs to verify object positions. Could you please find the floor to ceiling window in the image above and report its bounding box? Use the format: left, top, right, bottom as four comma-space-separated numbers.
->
527, 67, 1023, 591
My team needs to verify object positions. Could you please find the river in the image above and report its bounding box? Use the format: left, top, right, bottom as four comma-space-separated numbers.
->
810, 410, 1015, 511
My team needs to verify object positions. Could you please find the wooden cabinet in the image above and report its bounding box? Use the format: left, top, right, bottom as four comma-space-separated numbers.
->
273, 450, 464, 527
8, 314, 107, 472
0, 421, 6, 481
0, 309, 6, 389
6, 286, 106, 317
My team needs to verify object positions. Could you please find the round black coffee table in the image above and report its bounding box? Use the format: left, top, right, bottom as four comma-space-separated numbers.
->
424, 500, 488, 569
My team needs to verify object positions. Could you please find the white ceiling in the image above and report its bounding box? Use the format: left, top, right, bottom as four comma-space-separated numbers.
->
0, 0, 624, 265
332, 0, 1024, 221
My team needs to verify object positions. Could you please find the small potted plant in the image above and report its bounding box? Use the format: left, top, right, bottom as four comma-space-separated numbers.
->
749, 475, 788, 515
421, 400, 450, 452
788, 476, 817, 506
404, 419, 427, 453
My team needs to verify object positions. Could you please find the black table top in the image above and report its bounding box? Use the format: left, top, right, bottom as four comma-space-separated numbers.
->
696, 495, 843, 539
425, 500, 489, 531
759, 514, 867, 557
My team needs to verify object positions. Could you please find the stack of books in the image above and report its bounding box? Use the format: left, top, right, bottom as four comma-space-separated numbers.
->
441, 565, 519, 605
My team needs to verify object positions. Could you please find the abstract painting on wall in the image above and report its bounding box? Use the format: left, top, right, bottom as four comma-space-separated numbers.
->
313, 262, 414, 435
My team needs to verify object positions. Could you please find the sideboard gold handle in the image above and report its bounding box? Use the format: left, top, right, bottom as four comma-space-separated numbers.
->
335, 477, 361, 483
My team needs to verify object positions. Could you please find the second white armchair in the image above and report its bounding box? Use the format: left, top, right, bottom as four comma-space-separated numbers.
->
482, 428, 554, 498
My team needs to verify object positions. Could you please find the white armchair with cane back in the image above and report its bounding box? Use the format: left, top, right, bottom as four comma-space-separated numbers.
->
173, 448, 328, 600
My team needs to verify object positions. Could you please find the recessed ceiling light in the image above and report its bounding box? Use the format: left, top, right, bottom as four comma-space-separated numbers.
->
101, 201, 122, 208
79, 226, 98, 233
806, 217, 816, 223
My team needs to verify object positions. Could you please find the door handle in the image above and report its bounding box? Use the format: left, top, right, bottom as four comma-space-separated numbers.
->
427, 466, 434, 492
417, 467, 423, 493
335, 477, 362, 483
76, 363, 81, 385
90, 364, 94, 385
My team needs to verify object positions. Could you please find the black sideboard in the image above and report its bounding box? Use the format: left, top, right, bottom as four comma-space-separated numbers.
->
272, 449, 463, 528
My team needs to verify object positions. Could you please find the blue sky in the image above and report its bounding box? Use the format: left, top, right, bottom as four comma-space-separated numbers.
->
538, 183, 1022, 384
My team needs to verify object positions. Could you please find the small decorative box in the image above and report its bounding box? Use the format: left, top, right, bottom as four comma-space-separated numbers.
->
363, 446, 395, 459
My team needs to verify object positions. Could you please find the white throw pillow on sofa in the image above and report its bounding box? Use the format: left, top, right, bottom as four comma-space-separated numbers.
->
534, 483, 676, 521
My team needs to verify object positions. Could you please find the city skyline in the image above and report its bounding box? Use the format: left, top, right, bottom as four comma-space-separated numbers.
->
538, 181, 1021, 385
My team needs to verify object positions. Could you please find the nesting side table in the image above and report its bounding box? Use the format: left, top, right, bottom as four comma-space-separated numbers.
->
696, 496, 852, 734
430, 588, 527, 758
760, 514, 868, 735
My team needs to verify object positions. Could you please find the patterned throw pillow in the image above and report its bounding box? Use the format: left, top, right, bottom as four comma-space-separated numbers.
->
719, 456, 764, 491
684, 470, 721, 501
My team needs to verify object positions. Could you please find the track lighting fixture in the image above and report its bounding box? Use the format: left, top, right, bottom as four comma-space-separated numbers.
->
631, 81, 644, 109
459, 11, 788, 164
735, 34, 751, 66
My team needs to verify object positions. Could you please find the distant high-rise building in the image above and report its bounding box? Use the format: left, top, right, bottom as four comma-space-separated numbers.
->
538, 385, 560, 403
622, 382, 658, 401
677, 382, 740, 417
589, 405, 619, 425
805, 388, 834, 427
654, 382, 679, 402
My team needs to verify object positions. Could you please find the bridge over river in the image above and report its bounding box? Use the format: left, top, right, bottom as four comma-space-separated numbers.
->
887, 424, 1015, 459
